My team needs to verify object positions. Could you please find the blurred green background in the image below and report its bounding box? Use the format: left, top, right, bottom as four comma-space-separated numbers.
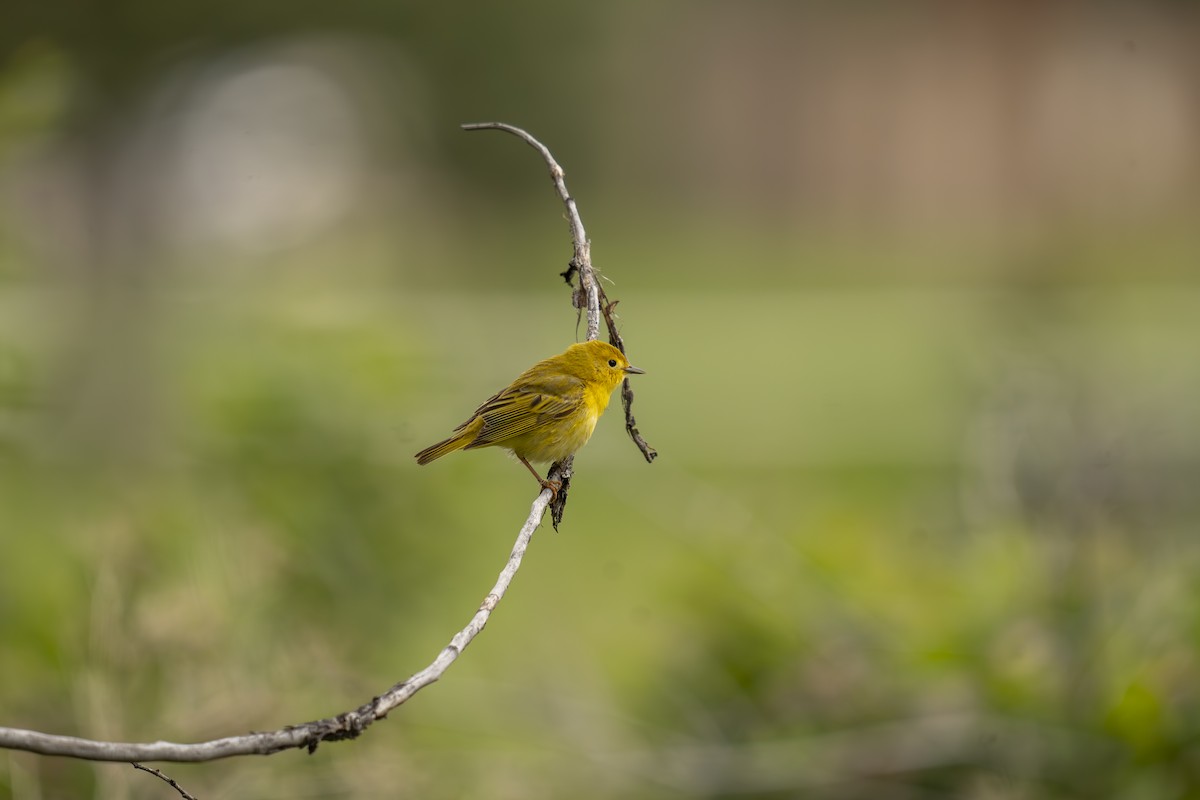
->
3, 1, 1200, 798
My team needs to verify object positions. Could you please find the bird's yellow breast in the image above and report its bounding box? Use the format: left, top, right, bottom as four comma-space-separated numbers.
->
506, 385, 610, 464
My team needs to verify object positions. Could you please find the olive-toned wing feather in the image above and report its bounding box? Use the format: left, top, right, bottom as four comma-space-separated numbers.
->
458, 373, 585, 449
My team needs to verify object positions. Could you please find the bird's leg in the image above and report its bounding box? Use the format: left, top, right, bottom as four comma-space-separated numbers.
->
516, 455, 561, 500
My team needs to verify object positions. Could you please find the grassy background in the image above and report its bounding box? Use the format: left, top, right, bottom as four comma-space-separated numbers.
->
3, 2, 1200, 797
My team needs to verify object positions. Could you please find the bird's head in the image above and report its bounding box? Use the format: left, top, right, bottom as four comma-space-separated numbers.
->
563, 340, 645, 392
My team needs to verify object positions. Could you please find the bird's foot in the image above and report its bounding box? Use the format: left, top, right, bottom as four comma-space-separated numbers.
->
539, 478, 562, 502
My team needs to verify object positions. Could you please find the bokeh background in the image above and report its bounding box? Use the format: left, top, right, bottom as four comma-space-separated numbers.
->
3, 1, 1200, 798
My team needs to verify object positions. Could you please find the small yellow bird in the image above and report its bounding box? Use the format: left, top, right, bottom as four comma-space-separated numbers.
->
415, 340, 645, 496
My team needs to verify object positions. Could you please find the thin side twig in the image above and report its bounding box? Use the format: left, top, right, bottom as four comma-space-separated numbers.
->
131, 762, 200, 800
0, 492, 551, 762
598, 289, 657, 463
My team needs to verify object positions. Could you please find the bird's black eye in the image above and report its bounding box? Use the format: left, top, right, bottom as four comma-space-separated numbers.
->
608, 359, 617, 367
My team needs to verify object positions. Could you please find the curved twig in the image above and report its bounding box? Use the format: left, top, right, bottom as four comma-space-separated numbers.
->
0, 493, 550, 761
461, 122, 601, 343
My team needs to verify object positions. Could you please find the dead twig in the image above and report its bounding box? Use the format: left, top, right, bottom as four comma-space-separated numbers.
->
131, 762, 200, 800
598, 287, 658, 463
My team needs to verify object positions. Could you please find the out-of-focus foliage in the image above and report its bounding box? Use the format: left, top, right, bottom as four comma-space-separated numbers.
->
3, 2, 1200, 799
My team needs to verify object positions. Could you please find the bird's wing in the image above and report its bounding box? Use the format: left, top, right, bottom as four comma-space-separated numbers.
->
459, 374, 585, 449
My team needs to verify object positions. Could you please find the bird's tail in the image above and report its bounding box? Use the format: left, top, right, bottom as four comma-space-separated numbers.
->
415, 431, 471, 465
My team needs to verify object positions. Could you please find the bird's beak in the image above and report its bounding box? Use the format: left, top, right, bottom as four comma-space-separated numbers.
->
624, 365, 646, 375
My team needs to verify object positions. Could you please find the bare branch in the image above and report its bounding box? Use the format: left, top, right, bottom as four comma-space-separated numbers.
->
131, 762, 200, 800
462, 122, 601, 341
0, 492, 550, 762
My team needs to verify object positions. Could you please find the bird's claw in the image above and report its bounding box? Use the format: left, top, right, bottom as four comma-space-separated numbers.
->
540, 479, 562, 502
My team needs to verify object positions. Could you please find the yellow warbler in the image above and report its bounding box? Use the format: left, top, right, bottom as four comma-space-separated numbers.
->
415, 340, 645, 496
